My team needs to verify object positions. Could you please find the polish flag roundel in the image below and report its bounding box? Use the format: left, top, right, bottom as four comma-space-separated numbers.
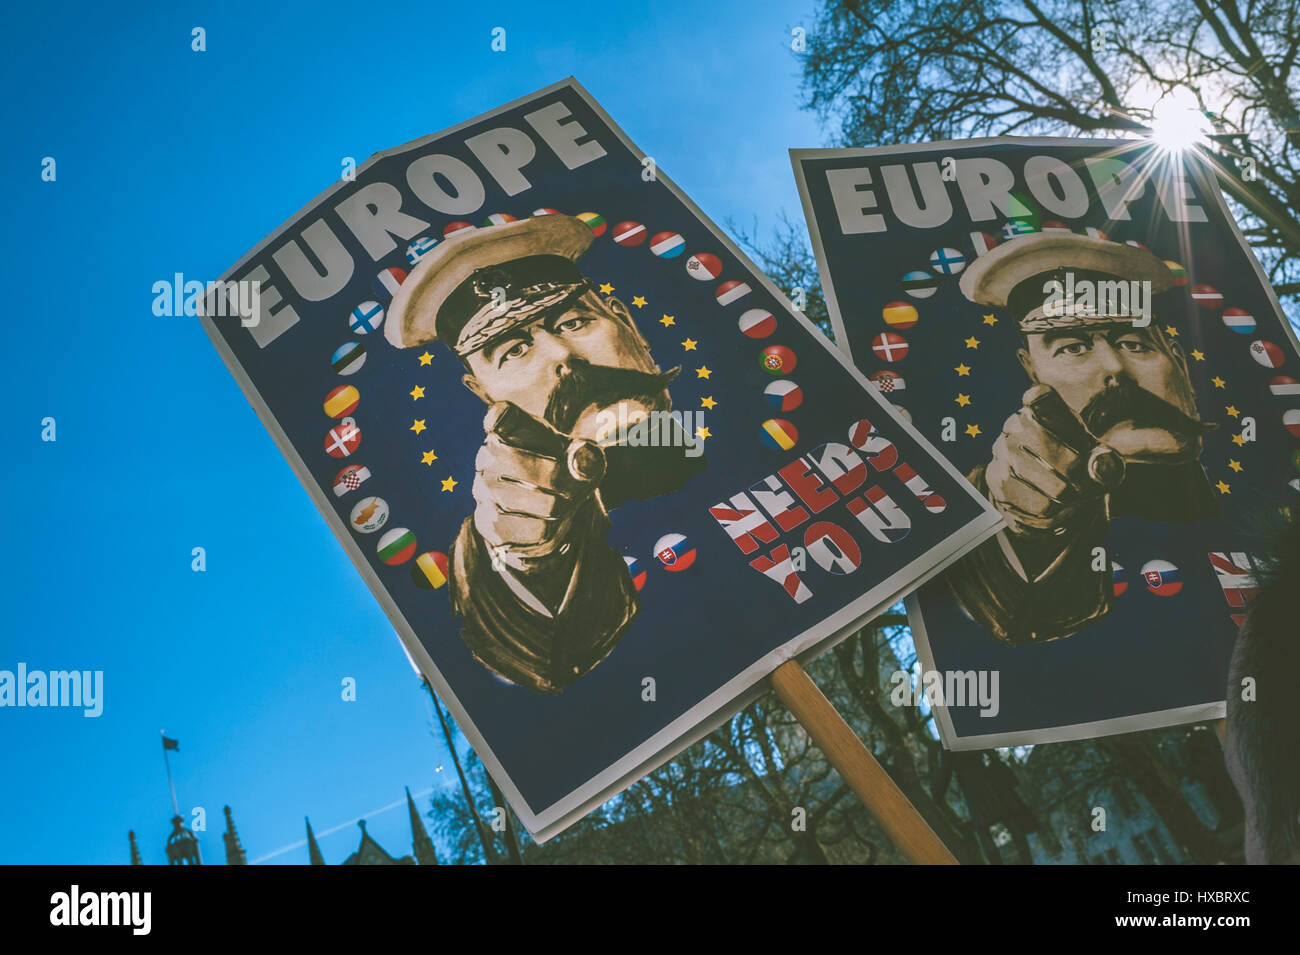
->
650, 232, 686, 258
1251, 339, 1286, 368
1190, 284, 1224, 310
611, 221, 646, 246
1141, 559, 1182, 596
1284, 409, 1300, 439
686, 253, 722, 280
738, 308, 776, 338
872, 332, 909, 362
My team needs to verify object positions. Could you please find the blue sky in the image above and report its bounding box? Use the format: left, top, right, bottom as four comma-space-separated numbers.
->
0, 0, 823, 864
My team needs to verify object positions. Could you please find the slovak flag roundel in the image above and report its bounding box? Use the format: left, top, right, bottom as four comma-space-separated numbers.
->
654, 533, 697, 572
1112, 560, 1127, 596
1141, 559, 1182, 596
624, 555, 647, 591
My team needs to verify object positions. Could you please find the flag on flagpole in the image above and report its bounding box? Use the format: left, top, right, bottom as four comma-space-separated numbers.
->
162, 736, 179, 751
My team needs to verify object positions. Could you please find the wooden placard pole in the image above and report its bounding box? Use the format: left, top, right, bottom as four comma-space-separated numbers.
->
769, 659, 958, 865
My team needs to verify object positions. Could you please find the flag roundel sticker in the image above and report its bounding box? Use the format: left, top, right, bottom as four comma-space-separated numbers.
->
1164, 261, 1189, 286
650, 231, 685, 258
531, 208, 561, 217
902, 270, 938, 298
738, 308, 776, 338
869, 369, 905, 394
761, 344, 796, 375
761, 418, 799, 451
325, 422, 362, 458
929, 247, 966, 275
405, 236, 439, 267
349, 496, 389, 534
882, 301, 918, 329
443, 221, 475, 237
611, 221, 646, 246
764, 379, 803, 412
1222, 307, 1255, 334
654, 533, 696, 572
872, 331, 909, 362
324, 385, 360, 418
333, 464, 371, 497
1141, 559, 1182, 596
332, 342, 366, 375
715, 280, 751, 306
377, 527, 418, 565
483, 212, 517, 226
412, 551, 449, 589
624, 555, 647, 591
1112, 560, 1127, 596
1251, 339, 1285, 368
686, 253, 722, 281
577, 212, 606, 236
373, 267, 407, 301
1190, 284, 1224, 310
1284, 409, 1300, 438
349, 301, 384, 334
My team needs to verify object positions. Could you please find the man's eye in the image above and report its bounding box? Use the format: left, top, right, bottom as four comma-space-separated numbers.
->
556, 316, 589, 333
499, 341, 530, 364
1117, 338, 1149, 353
1059, 342, 1089, 356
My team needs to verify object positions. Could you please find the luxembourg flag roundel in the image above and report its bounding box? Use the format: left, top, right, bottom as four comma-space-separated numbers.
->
654, 533, 696, 572
1141, 559, 1182, 596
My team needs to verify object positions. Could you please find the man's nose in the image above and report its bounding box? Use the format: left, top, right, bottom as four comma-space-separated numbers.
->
1093, 339, 1125, 379
530, 330, 574, 374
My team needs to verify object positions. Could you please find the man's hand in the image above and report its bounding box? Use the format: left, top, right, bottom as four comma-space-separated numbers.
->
471, 402, 604, 560
985, 386, 1112, 536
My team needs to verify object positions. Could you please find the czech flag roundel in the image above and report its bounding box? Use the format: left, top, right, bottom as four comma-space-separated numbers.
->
761, 344, 797, 375
739, 308, 776, 338
1251, 339, 1286, 368
764, 379, 803, 412
611, 221, 646, 246
1141, 559, 1182, 596
624, 555, 647, 591
654, 533, 696, 572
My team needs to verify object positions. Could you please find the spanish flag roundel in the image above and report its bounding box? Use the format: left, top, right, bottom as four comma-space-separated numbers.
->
882, 301, 918, 330
412, 551, 449, 589
324, 385, 360, 418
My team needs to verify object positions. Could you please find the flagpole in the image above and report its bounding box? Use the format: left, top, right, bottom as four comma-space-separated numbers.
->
161, 730, 179, 816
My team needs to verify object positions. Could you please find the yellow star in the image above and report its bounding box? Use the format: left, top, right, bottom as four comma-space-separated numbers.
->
1211, 376, 1226, 389
1216, 480, 1231, 495
410, 419, 427, 434
965, 424, 982, 438
955, 394, 971, 407
599, 282, 614, 295
983, 314, 998, 326
696, 365, 712, 379
955, 364, 971, 376
1228, 459, 1244, 473
631, 295, 648, 308
1231, 433, 1246, 446
659, 314, 676, 327
1191, 349, 1205, 361
1164, 325, 1179, 337
418, 351, 433, 366
1225, 405, 1240, 418
682, 338, 698, 351
440, 476, 457, 492
700, 396, 717, 410
410, 385, 425, 400
695, 426, 711, 440
421, 450, 438, 466
965, 336, 980, 349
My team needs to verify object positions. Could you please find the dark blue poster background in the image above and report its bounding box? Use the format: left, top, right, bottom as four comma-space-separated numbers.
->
795, 140, 1298, 746
202, 81, 995, 831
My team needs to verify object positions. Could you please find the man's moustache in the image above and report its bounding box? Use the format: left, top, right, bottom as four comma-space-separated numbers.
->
1081, 378, 1214, 440
544, 360, 679, 433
